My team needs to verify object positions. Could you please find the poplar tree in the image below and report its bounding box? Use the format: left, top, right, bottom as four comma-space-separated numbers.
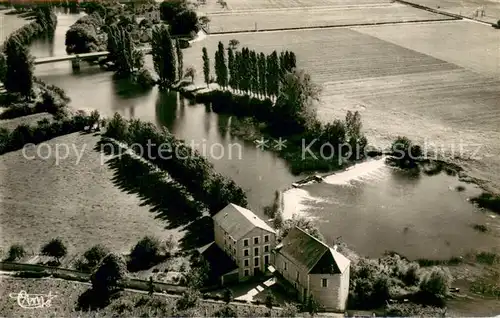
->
214, 41, 227, 89
250, 50, 258, 96
258, 52, 267, 97
4, 39, 34, 99
234, 50, 242, 92
289, 51, 297, 70
175, 39, 183, 81
227, 47, 235, 90
202, 47, 210, 88
151, 24, 176, 88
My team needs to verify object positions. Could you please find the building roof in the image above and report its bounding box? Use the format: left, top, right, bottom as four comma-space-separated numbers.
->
212, 203, 276, 240
277, 227, 350, 274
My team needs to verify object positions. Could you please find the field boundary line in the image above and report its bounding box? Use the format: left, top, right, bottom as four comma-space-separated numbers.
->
395, 0, 495, 25
206, 3, 395, 15
207, 17, 459, 35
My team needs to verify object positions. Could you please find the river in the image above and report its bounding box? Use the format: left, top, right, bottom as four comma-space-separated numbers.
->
29, 11, 500, 260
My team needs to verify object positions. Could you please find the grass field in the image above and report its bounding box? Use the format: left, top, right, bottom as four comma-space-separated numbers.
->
0, 133, 184, 260
403, 0, 500, 23
206, 4, 454, 33
198, 0, 390, 12
0, 113, 54, 131
183, 20, 500, 192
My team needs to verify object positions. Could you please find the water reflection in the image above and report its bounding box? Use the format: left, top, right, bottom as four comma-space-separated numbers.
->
155, 90, 177, 129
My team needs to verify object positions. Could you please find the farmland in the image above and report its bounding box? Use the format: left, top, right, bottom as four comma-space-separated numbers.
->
183, 20, 500, 192
206, 3, 455, 33
198, 0, 390, 12
402, 0, 500, 23
0, 133, 184, 258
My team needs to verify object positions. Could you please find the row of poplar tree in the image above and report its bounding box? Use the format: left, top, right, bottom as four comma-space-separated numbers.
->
151, 24, 185, 88
202, 42, 297, 98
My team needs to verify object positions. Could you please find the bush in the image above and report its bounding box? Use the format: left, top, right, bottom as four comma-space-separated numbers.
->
15, 271, 50, 278
76, 244, 110, 272
214, 305, 238, 317
385, 303, 446, 317
280, 303, 299, 317
91, 253, 127, 295
419, 266, 452, 298
265, 293, 276, 309
475, 252, 499, 265
129, 236, 163, 271
6, 244, 26, 261
135, 68, 155, 88
40, 238, 67, 263
223, 287, 233, 304
176, 289, 200, 311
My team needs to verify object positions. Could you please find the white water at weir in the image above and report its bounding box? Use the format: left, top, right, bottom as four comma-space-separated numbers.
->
282, 158, 388, 219
322, 157, 387, 185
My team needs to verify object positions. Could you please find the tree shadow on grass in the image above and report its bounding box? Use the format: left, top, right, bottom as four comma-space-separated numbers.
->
179, 216, 215, 251
94, 140, 204, 231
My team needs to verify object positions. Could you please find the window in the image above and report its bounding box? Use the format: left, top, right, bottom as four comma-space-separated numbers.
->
224, 239, 227, 246
243, 239, 249, 247
254, 257, 259, 267
264, 255, 269, 266
284, 261, 287, 271
264, 235, 269, 243
243, 249, 249, 257
244, 269, 249, 276
322, 278, 328, 288
264, 245, 270, 253
244, 259, 249, 267
254, 247, 259, 256
254, 237, 259, 245
296, 271, 300, 281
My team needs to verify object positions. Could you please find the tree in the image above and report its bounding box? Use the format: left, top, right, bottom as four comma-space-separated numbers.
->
280, 216, 324, 242
345, 110, 367, 159
151, 24, 176, 88
228, 39, 239, 50
419, 266, 452, 298
6, 244, 26, 262
390, 136, 422, 168
4, 39, 34, 99
0, 53, 7, 83
170, 9, 199, 37
185, 66, 196, 83
234, 50, 242, 92
258, 52, 267, 97
305, 297, 319, 316
227, 47, 235, 89
91, 253, 127, 295
202, 47, 210, 88
223, 288, 233, 304
274, 69, 320, 134
41, 238, 67, 263
214, 41, 227, 89
83, 244, 109, 269
106, 24, 144, 76
199, 15, 210, 30
160, 0, 188, 22
129, 236, 162, 270
175, 39, 184, 81
249, 50, 259, 95
148, 276, 154, 296
185, 258, 210, 289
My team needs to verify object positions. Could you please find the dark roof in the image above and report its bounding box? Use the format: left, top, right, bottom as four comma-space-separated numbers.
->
212, 204, 275, 240
278, 227, 350, 274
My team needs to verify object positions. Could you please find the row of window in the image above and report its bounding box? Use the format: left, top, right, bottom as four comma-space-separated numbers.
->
243, 255, 270, 267
243, 234, 270, 247
242, 245, 270, 257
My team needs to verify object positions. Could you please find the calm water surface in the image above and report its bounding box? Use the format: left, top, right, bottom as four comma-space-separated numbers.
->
29, 12, 500, 259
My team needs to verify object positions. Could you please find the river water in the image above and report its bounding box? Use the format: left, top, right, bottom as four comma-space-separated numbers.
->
29, 11, 500, 259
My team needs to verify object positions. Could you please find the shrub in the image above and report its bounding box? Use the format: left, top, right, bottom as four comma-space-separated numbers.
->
40, 238, 67, 263
385, 303, 447, 317
91, 253, 127, 295
475, 252, 499, 265
129, 236, 163, 271
265, 293, 276, 309
6, 244, 26, 261
176, 289, 200, 311
214, 305, 237, 317
280, 303, 299, 317
76, 244, 110, 272
136, 68, 155, 88
223, 287, 233, 304
15, 271, 50, 278
419, 266, 452, 298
